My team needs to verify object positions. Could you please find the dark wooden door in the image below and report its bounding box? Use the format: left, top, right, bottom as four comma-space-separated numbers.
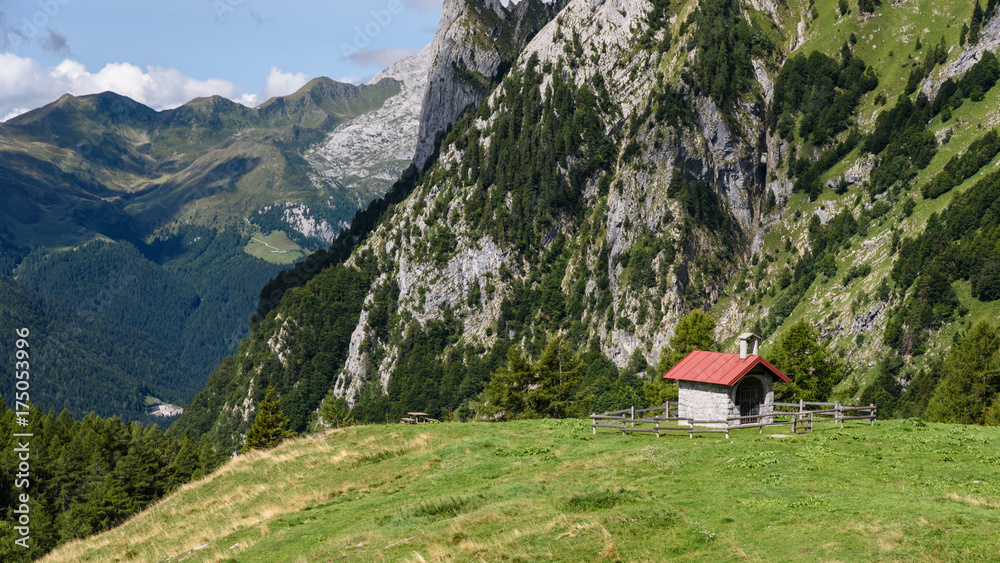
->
736, 378, 764, 423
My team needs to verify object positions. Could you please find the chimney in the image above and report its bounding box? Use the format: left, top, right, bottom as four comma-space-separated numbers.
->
738, 333, 760, 360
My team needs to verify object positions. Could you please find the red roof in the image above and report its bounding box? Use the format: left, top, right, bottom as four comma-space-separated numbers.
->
662, 350, 790, 386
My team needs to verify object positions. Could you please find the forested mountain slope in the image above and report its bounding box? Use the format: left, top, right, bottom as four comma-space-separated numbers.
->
1, 66, 433, 421
0, 276, 186, 421
176, 0, 1000, 452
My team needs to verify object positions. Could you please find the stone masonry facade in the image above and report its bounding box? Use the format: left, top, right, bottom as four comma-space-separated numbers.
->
677, 370, 775, 428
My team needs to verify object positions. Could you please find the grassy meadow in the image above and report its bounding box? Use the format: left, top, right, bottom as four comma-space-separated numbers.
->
243, 230, 306, 265
42, 418, 1000, 562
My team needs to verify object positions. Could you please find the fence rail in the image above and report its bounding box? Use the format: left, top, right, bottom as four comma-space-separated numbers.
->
590, 401, 876, 438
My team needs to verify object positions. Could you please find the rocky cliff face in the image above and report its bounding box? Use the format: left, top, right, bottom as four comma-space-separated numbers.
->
414, 0, 567, 167
177, 0, 1000, 449
330, 0, 776, 400
307, 45, 433, 200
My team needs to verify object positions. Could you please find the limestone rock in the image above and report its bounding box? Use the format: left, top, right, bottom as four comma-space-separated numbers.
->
921, 14, 1000, 99
307, 45, 433, 190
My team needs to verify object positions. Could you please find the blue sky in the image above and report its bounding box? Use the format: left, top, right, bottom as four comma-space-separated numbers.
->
0, 0, 443, 120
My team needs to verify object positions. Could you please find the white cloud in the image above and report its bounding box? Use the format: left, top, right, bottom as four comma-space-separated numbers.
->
343, 46, 419, 69
334, 74, 371, 85
405, 0, 444, 11
260, 66, 310, 100
0, 52, 250, 121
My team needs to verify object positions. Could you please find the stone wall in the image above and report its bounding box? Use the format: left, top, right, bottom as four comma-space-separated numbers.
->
678, 371, 775, 428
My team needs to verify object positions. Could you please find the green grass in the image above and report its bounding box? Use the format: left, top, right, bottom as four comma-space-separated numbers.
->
243, 230, 305, 264
43, 419, 1000, 562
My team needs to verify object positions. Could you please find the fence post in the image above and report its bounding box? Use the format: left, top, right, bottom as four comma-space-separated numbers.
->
870, 404, 876, 426
799, 399, 804, 414
631, 406, 635, 427
592, 413, 596, 435
835, 401, 842, 428
664, 401, 669, 419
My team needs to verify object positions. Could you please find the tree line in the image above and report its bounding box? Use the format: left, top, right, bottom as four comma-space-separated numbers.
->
0, 403, 224, 561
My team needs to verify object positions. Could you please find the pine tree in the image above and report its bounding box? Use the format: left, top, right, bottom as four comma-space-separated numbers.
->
656, 310, 718, 372
241, 386, 296, 453
766, 320, 844, 402
317, 390, 352, 428
195, 439, 222, 480
166, 433, 200, 490
971, 1, 984, 45
85, 475, 134, 532
476, 347, 534, 420
529, 338, 582, 418
114, 423, 160, 505
925, 322, 1000, 424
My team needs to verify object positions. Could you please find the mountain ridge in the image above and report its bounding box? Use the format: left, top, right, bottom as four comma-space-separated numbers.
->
174, 0, 1000, 453
0, 67, 426, 423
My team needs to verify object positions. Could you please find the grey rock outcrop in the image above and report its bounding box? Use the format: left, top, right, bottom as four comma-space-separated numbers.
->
327, 0, 778, 393
414, 0, 566, 167
307, 44, 433, 193
921, 14, 1000, 99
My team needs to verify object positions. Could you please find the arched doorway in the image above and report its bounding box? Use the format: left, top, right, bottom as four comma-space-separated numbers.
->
735, 378, 764, 423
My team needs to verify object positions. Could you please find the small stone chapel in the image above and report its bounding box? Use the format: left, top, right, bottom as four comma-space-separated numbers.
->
662, 333, 790, 427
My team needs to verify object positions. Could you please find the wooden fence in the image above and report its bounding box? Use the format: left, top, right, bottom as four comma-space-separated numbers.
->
590, 400, 876, 439
589, 403, 695, 437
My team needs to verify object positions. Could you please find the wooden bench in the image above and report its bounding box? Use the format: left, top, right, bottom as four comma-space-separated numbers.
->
402, 412, 434, 424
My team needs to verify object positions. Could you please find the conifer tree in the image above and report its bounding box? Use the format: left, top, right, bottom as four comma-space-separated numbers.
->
166, 433, 200, 489
925, 322, 1000, 424
656, 310, 718, 372
317, 391, 352, 428
971, 1, 984, 45
241, 386, 296, 453
476, 347, 534, 420
529, 337, 582, 418
766, 320, 844, 402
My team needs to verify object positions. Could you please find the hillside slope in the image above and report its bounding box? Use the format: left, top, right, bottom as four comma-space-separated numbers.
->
5, 233, 285, 420
41, 419, 1000, 562
178, 0, 1000, 451
0, 276, 188, 421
